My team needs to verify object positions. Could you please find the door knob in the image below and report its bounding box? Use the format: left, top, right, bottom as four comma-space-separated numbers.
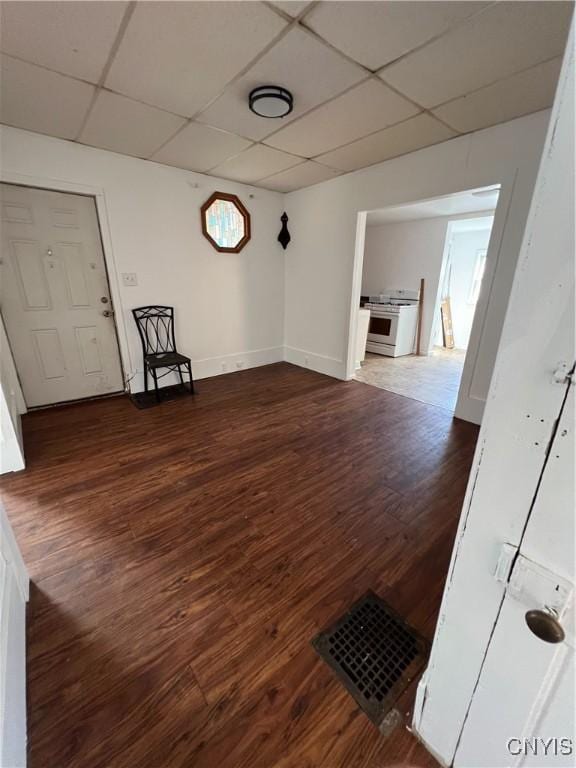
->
102, 309, 114, 318
525, 609, 565, 644
100, 296, 109, 304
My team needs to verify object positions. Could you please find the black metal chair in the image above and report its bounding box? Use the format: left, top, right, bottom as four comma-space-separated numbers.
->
132, 305, 194, 402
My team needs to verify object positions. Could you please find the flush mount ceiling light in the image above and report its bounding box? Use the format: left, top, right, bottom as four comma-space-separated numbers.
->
249, 86, 293, 118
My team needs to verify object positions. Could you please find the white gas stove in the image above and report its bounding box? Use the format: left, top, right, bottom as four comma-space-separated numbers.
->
365, 289, 420, 357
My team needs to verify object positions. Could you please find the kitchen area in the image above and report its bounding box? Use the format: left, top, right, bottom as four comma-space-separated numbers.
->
355, 286, 467, 413
353, 188, 499, 413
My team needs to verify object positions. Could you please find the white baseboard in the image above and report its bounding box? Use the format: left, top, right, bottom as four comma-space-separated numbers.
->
454, 394, 484, 425
128, 346, 284, 393
194, 346, 284, 380
283, 346, 346, 380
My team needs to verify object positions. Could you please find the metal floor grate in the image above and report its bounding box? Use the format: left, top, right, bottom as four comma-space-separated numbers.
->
312, 590, 429, 726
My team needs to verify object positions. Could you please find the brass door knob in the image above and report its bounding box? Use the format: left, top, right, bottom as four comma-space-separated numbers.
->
525, 609, 565, 644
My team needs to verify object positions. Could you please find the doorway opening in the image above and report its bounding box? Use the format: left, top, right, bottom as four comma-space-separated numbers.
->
350, 185, 500, 416
0, 183, 125, 408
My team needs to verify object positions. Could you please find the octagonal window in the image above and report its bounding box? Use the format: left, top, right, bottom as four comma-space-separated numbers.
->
201, 192, 251, 253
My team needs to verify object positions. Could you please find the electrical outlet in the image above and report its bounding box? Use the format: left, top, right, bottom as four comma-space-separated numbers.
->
121, 272, 138, 287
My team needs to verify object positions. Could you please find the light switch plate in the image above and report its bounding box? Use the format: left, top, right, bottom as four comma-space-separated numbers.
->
121, 272, 138, 287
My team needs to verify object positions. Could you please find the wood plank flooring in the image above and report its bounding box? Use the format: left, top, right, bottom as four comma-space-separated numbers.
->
0, 363, 479, 768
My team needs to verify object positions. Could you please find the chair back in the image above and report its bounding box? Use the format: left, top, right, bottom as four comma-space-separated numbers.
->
132, 306, 177, 357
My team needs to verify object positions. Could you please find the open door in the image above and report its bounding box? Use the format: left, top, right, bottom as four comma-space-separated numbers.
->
414, 21, 574, 767
456, 381, 574, 766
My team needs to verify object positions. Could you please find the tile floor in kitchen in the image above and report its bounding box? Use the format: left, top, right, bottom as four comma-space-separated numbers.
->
355, 347, 466, 412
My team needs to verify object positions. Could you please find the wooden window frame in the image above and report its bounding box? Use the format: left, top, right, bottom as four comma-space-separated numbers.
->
200, 192, 251, 253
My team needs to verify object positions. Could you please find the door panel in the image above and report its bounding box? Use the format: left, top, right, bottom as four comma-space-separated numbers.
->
50, 207, 79, 228
74, 326, 104, 375
2, 202, 33, 224
59, 242, 91, 308
32, 328, 67, 380
0, 184, 123, 406
10, 239, 52, 310
455, 385, 574, 767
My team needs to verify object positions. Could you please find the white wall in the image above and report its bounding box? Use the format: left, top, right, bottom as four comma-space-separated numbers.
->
284, 110, 551, 423
0, 126, 286, 393
0, 316, 26, 474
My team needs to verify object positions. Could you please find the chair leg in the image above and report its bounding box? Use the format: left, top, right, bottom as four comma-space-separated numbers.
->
152, 369, 160, 402
144, 364, 148, 393
178, 365, 184, 387
187, 362, 195, 394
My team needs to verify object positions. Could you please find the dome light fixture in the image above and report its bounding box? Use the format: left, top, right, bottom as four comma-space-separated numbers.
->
249, 85, 293, 118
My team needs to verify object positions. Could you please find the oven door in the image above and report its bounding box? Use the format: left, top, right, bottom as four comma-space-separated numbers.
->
367, 311, 399, 344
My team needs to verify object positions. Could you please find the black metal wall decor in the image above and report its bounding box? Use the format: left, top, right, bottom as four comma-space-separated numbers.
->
277, 212, 291, 250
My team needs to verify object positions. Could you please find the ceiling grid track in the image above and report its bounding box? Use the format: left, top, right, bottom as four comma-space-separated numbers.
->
0, 0, 570, 190
73, 1, 137, 142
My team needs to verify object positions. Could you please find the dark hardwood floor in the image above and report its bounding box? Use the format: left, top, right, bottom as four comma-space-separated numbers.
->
0, 363, 479, 768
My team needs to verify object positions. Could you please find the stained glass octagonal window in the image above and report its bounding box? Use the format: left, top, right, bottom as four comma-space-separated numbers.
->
201, 192, 251, 253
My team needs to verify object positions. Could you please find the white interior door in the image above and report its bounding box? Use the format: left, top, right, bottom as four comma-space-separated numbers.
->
414, 20, 574, 767
454, 33, 575, 765
0, 184, 124, 407
455, 381, 574, 767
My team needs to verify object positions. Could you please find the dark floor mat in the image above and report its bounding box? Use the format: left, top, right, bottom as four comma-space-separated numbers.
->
130, 383, 194, 409
312, 590, 429, 727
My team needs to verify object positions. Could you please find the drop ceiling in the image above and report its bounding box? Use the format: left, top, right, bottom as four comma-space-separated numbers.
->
0, 1, 572, 192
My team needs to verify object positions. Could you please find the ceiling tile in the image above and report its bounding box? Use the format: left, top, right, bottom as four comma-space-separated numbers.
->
106, 2, 287, 117
270, 1, 312, 18
316, 114, 457, 172
265, 79, 419, 157
258, 161, 341, 192
0, 55, 95, 140
0, 1, 128, 83
151, 122, 252, 173
305, 1, 488, 71
382, 2, 573, 108
210, 145, 304, 183
79, 90, 186, 159
433, 58, 563, 134
196, 27, 366, 141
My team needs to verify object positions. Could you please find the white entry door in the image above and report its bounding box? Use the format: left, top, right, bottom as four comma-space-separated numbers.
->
0, 184, 124, 407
